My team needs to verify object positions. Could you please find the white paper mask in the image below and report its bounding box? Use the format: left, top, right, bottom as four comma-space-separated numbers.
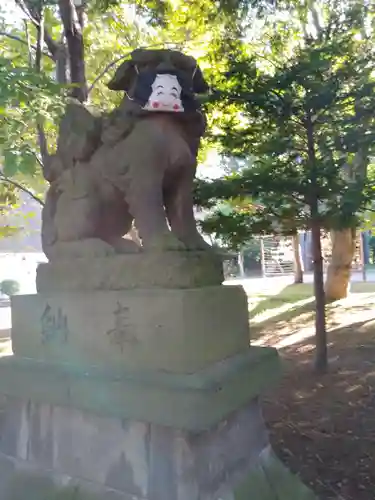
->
143, 74, 184, 112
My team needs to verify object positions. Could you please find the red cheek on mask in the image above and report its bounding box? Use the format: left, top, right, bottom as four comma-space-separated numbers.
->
152, 101, 160, 108
173, 104, 180, 110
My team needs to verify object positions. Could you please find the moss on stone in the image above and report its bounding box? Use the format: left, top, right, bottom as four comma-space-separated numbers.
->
7, 474, 95, 500
235, 464, 276, 500
260, 450, 316, 500
234, 448, 317, 500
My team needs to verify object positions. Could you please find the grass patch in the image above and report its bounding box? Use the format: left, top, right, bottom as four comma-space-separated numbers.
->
249, 283, 313, 322
249, 281, 375, 342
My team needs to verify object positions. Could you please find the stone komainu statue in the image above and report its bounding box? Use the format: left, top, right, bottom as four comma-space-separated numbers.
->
42, 49, 211, 260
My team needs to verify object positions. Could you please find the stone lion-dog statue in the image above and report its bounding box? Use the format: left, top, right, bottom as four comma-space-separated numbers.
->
41, 49, 211, 260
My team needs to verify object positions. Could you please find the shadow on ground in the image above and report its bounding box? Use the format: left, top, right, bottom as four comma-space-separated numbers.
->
249, 283, 314, 322
250, 283, 375, 344
254, 285, 375, 500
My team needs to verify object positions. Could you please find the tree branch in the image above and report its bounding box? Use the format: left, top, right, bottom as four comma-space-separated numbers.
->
35, 1, 44, 72
0, 173, 44, 206
15, 0, 59, 58
15, 0, 38, 25
0, 31, 53, 59
43, 28, 59, 59
36, 122, 49, 167
33, 1, 51, 179
31, 150, 45, 170
23, 21, 33, 66
0, 30, 29, 47
55, 42, 68, 84
88, 53, 130, 94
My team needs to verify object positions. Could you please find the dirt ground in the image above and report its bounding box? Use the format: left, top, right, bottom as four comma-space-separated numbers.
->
251, 286, 375, 500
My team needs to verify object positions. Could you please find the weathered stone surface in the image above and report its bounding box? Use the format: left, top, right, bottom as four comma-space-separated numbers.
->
36, 251, 224, 292
56, 100, 102, 165
0, 400, 149, 497
0, 397, 316, 500
0, 399, 264, 497
0, 347, 280, 431
0, 453, 137, 500
257, 447, 317, 500
42, 49, 210, 259
234, 447, 317, 500
12, 285, 247, 373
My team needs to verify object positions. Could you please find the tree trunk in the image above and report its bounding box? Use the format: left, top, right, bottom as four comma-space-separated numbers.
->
306, 107, 327, 373
360, 232, 366, 282
58, 0, 88, 102
56, 43, 68, 84
325, 228, 355, 301
292, 233, 303, 283
22, 0, 59, 57
311, 220, 327, 373
238, 250, 245, 278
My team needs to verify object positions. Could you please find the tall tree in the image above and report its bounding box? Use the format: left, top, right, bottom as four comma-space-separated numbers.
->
0, 0, 159, 192
0, 0, 250, 191
196, 0, 375, 372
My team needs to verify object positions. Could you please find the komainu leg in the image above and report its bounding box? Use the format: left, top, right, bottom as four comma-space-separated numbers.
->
107, 237, 141, 254
48, 239, 116, 259
99, 202, 141, 254
164, 170, 212, 251
125, 171, 185, 251
48, 195, 115, 259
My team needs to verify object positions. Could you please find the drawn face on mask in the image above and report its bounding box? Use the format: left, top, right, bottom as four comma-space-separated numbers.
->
142, 74, 184, 113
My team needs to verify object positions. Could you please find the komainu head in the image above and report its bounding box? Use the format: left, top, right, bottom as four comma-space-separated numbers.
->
107, 49, 209, 114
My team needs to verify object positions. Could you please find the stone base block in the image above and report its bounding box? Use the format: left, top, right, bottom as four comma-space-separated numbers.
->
11, 286, 250, 373
0, 398, 316, 500
36, 251, 224, 292
0, 347, 279, 431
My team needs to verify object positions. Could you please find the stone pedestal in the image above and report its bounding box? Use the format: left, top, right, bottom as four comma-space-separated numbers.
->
35, 252, 224, 292
0, 253, 316, 499
0, 396, 314, 500
11, 286, 249, 373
